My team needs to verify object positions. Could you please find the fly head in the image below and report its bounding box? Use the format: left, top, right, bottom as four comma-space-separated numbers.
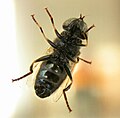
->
62, 17, 88, 39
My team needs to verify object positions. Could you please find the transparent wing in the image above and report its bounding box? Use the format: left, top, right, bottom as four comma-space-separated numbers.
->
52, 76, 70, 102
26, 46, 53, 87
46, 46, 54, 55
52, 61, 76, 102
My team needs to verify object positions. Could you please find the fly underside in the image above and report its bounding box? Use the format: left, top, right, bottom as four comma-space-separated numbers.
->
12, 8, 94, 112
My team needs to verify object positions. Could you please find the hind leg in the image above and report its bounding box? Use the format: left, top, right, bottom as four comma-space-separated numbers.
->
12, 55, 51, 82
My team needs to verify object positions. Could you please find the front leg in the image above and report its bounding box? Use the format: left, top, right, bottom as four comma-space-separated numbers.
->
77, 57, 92, 64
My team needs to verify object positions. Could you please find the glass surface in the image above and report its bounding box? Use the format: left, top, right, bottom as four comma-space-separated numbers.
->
0, 0, 120, 118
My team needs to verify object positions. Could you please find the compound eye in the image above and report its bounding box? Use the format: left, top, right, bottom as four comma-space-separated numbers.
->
63, 18, 76, 31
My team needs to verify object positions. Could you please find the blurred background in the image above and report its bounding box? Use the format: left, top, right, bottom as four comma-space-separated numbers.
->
0, 0, 120, 118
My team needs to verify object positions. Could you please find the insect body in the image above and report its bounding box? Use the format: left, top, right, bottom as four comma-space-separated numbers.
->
12, 8, 94, 112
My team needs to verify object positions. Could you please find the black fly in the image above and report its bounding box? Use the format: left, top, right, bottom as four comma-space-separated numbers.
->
12, 8, 94, 112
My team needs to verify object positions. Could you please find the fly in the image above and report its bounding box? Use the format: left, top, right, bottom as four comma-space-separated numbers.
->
12, 8, 94, 112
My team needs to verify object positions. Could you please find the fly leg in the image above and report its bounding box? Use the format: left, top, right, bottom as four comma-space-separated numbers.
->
63, 56, 91, 112
85, 24, 95, 33
45, 8, 63, 40
63, 83, 72, 112
81, 24, 95, 46
63, 64, 73, 112
77, 57, 92, 64
31, 14, 59, 50
12, 55, 51, 82
66, 54, 91, 64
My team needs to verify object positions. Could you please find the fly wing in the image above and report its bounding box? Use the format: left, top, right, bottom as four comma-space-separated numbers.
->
52, 76, 70, 102
26, 46, 53, 87
52, 61, 76, 102
46, 46, 54, 55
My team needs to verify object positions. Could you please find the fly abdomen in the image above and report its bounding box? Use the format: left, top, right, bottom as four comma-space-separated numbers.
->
34, 61, 67, 98
34, 77, 54, 98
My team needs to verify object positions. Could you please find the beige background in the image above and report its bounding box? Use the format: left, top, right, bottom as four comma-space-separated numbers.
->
0, 0, 120, 118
